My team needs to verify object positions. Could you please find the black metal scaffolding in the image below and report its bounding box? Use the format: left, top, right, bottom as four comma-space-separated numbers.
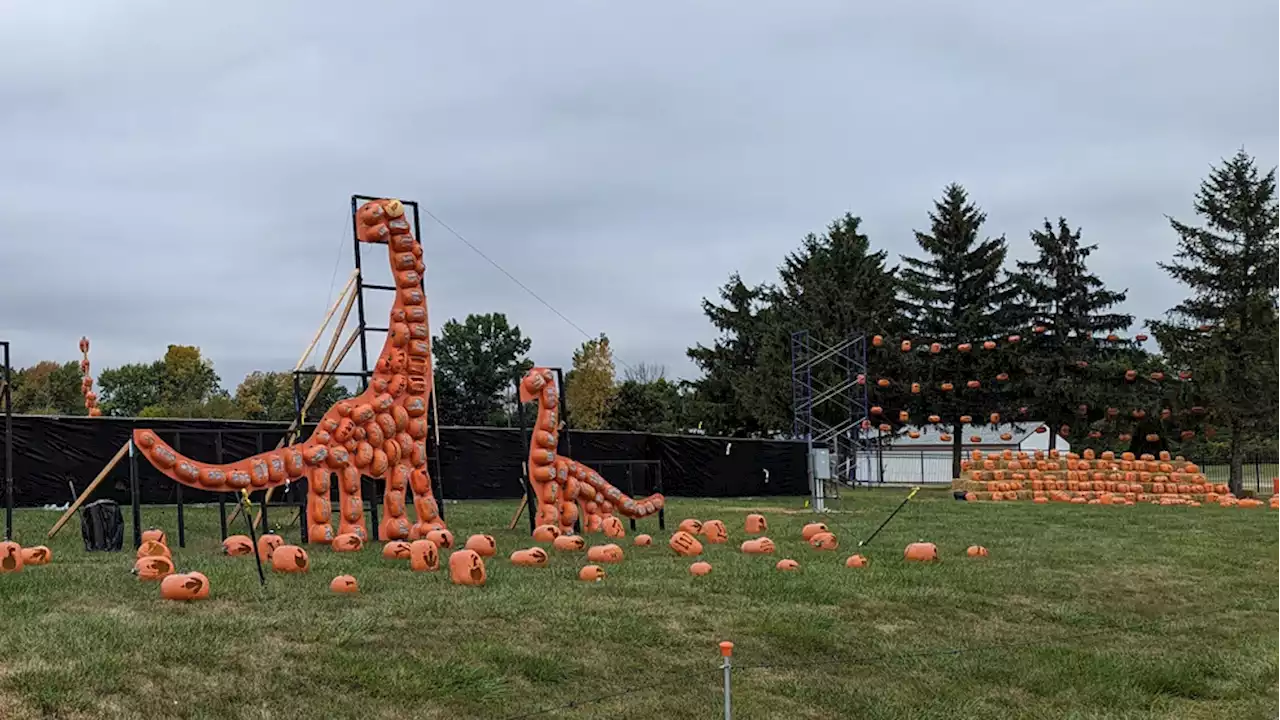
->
2, 340, 12, 541
790, 331, 873, 507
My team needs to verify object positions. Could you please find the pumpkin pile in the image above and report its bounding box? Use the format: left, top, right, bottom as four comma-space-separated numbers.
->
954, 448, 1265, 508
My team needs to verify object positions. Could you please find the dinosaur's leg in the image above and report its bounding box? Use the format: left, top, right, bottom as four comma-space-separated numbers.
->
408, 436, 443, 535
337, 465, 366, 541
306, 466, 335, 544
379, 461, 412, 541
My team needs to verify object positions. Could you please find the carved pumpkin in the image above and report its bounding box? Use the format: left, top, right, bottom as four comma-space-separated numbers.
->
549, 535, 582, 552
999, 433, 1013, 441
222, 534, 254, 556
689, 561, 713, 576
959, 415, 973, 424
940, 433, 953, 441
677, 518, 702, 534
966, 380, 980, 389
808, 532, 838, 550
464, 534, 497, 557
996, 372, 1010, 382
669, 531, 703, 557
632, 534, 653, 546
587, 543, 625, 563
0, 542, 24, 573
532, 524, 560, 542
800, 522, 828, 541
990, 413, 1000, 424
258, 533, 284, 563
330, 575, 359, 593
966, 545, 989, 557
136, 540, 171, 560
908, 431, 921, 439
601, 516, 626, 538
745, 514, 768, 534
904, 542, 939, 563
958, 343, 972, 353
409, 539, 440, 572
775, 559, 800, 571
382, 541, 412, 560
872, 334, 883, 347
132, 555, 173, 580
510, 547, 550, 567
877, 378, 890, 387
579, 565, 606, 582
941, 382, 954, 392
19, 546, 51, 566
911, 382, 921, 394
879, 424, 892, 433
845, 554, 869, 568
741, 537, 775, 554
898, 410, 909, 422
983, 340, 996, 350
425, 529, 454, 549
900, 340, 911, 352
928, 415, 941, 424
141, 528, 167, 545
271, 545, 310, 573
160, 572, 209, 601
1008, 334, 1021, 343
930, 342, 941, 353
332, 533, 363, 552
701, 520, 728, 543
449, 549, 487, 586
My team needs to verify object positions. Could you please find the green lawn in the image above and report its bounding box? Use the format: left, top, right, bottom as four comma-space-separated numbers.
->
1, 492, 1276, 720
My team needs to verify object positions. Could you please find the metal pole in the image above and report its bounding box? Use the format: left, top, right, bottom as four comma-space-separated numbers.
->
719, 641, 734, 720
920, 451, 926, 486
216, 433, 228, 539
627, 464, 637, 531
656, 461, 666, 530
515, 378, 536, 535
129, 440, 142, 548
2, 341, 11, 542
350, 196, 371, 393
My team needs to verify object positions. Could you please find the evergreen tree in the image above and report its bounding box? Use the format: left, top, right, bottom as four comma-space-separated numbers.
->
1149, 150, 1279, 494
686, 274, 773, 437
1013, 217, 1133, 449
896, 184, 1022, 477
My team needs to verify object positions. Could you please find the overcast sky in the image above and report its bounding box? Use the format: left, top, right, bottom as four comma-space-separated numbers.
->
1, 1, 1276, 392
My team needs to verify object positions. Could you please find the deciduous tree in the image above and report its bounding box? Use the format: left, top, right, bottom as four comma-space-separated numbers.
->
432, 313, 533, 426
565, 334, 615, 430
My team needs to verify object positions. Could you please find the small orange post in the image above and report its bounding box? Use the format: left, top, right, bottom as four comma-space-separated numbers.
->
719, 641, 734, 719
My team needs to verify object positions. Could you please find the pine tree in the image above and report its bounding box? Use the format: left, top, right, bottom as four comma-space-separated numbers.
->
897, 184, 1022, 478
686, 275, 772, 436
1013, 218, 1133, 449
1149, 150, 1279, 495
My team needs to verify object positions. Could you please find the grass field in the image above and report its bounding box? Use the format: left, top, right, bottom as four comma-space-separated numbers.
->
1, 491, 1276, 720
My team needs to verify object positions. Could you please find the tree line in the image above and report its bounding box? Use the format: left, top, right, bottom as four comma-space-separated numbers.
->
6, 151, 1275, 491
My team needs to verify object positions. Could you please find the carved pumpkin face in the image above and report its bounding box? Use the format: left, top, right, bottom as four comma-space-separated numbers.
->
222, 535, 253, 556
332, 533, 363, 552
1, 542, 24, 573
800, 523, 829, 541
701, 520, 727, 544
258, 533, 284, 563
966, 545, 989, 557
845, 554, 869, 568
271, 545, 310, 573
632, 534, 653, 546
136, 540, 171, 560
141, 528, 167, 545
160, 572, 209, 601
329, 575, 360, 593
775, 559, 800, 571
553, 535, 586, 552
586, 543, 624, 563
425, 529, 454, 549
464, 534, 497, 557
601, 516, 625, 538
741, 537, 775, 555
510, 547, 550, 567
449, 549, 486, 586
409, 539, 439, 572
382, 541, 412, 560
689, 561, 712, 576
808, 532, 839, 551
19, 546, 51, 566
133, 555, 174, 580
677, 519, 703, 535
904, 542, 939, 563
668, 531, 703, 557
532, 524, 561, 542
745, 514, 768, 534
578, 564, 606, 582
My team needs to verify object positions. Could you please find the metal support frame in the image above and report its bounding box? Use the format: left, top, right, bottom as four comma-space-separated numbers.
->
1, 340, 11, 541
791, 330, 873, 509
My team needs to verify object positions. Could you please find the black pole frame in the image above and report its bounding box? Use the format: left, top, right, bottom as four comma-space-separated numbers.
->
1, 340, 11, 541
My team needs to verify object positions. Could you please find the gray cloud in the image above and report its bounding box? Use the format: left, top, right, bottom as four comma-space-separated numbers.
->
1, 1, 1275, 391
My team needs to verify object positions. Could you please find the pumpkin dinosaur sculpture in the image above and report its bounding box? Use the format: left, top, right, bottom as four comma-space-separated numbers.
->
132, 199, 441, 543
519, 367, 665, 535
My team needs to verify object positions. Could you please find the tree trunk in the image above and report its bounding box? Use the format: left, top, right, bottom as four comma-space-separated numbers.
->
1047, 426, 1058, 451
1228, 420, 1244, 497
951, 422, 963, 479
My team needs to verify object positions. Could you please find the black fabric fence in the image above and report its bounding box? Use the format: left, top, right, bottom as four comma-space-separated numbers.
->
4, 416, 807, 508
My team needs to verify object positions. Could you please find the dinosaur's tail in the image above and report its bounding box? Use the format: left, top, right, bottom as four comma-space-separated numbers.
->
132, 428, 316, 493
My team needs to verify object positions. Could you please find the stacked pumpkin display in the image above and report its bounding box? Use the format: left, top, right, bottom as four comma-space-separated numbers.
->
954, 448, 1263, 508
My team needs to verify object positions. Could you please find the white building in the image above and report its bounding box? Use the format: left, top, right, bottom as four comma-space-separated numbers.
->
851, 423, 1069, 485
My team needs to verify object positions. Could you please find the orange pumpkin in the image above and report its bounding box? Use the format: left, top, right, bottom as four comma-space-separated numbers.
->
958, 343, 972, 352
911, 382, 921, 394
775, 559, 800, 571
136, 540, 171, 560
601, 516, 626, 538
990, 413, 1000, 424
983, 340, 996, 350
382, 541, 412, 560
930, 342, 942, 353
464, 534, 498, 557
669, 531, 703, 557
877, 378, 890, 387
632, 534, 653, 546
409, 539, 440, 572
258, 533, 284, 563
941, 382, 954, 392
578, 565, 607, 582
132, 555, 174, 580
677, 518, 703, 535
701, 519, 728, 544
532, 524, 560, 542
271, 545, 311, 573
19, 546, 51, 566
966, 545, 989, 557
871, 405, 883, 415
800, 522, 829, 541
960, 415, 973, 424
940, 434, 953, 441
0, 541, 24, 573
1008, 334, 1021, 343
741, 537, 775, 554
586, 543, 625, 563
425, 529, 455, 549
329, 575, 359, 593
222, 534, 253, 556
160, 572, 209, 601
996, 373, 1010, 382
898, 410, 909, 422
928, 415, 941, 424
966, 380, 980, 389
449, 549, 487, 586
900, 340, 911, 352
872, 334, 884, 347
808, 532, 838, 550
141, 528, 167, 545
689, 561, 713, 576
744, 513, 768, 533
510, 547, 550, 567
554, 535, 586, 551
332, 533, 363, 552
845, 554, 870, 568
904, 542, 939, 563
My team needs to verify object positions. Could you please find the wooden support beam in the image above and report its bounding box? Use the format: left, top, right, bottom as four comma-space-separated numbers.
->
47, 441, 129, 539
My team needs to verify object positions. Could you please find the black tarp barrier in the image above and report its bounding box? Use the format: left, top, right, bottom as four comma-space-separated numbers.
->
4, 416, 807, 507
